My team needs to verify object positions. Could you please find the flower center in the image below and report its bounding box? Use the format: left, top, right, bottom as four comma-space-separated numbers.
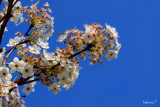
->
24, 69, 29, 73
62, 77, 66, 81
26, 87, 30, 91
33, 49, 37, 52
87, 35, 91, 38
110, 53, 114, 56
2, 72, 6, 76
14, 64, 19, 68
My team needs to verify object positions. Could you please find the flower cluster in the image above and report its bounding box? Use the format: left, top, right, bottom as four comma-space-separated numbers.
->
11, 1, 24, 25
0, 0, 121, 106
57, 23, 121, 64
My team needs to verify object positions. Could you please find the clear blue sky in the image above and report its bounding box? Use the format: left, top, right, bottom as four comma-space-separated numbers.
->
1, 0, 160, 107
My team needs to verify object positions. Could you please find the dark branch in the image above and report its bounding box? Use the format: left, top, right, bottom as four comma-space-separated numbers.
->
0, 0, 2, 5
0, 0, 19, 23
50, 43, 93, 69
9, 78, 39, 93
0, 0, 19, 44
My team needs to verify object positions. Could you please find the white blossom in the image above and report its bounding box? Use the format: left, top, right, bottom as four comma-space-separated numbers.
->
1, 86, 10, 94
0, 47, 6, 66
11, 1, 24, 25
48, 83, 61, 95
8, 82, 18, 88
57, 34, 67, 42
82, 24, 96, 43
29, 45, 41, 54
109, 40, 115, 48
22, 84, 35, 95
43, 49, 60, 61
7, 36, 21, 47
58, 71, 70, 84
9, 57, 25, 73
105, 50, 118, 61
115, 43, 121, 52
37, 38, 49, 49
106, 23, 118, 38
44, 2, 49, 7
21, 63, 34, 78
0, 67, 12, 81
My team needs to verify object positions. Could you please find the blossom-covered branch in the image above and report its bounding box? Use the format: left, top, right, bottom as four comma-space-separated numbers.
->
0, 0, 121, 106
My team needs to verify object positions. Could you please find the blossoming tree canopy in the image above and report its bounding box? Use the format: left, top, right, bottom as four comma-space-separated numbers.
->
0, 0, 121, 106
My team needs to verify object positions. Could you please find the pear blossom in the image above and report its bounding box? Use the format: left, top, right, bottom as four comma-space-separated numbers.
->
109, 40, 115, 48
7, 36, 21, 47
22, 84, 35, 95
48, 83, 61, 95
82, 24, 97, 43
9, 57, 25, 73
37, 38, 49, 49
1, 86, 10, 94
58, 71, 70, 84
115, 43, 121, 52
10, 1, 24, 25
38, 27, 47, 35
105, 50, 118, 61
44, 2, 49, 7
106, 23, 118, 38
0, 47, 6, 66
57, 34, 68, 42
60, 60, 71, 71
21, 63, 34, 78
43, 49, 60, 61
8, 82, 18, 89
62, 83, 72, 90
0, 67, 12, 81
29, 45, 41, 54
0, 0, 121, 105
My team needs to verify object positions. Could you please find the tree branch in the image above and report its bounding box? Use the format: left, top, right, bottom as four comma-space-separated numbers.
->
0, 0, 19, 44
9, 78, 39, 93
0, 0, 2, 5
9, 44, 93, 93
22, 78, 39, 85
8, 39, 93, 95
50, 43, 93, 69
0, 0, 19, 23
3, 45, 15, 65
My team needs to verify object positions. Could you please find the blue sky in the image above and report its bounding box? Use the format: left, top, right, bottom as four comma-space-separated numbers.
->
1, 0, 160, 107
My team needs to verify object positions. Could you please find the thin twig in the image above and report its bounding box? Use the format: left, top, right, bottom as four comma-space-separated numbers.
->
5, 24, 33, 55
3, 45, 15, 65
3, 24, 33, 65
5, 40, 29, 54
